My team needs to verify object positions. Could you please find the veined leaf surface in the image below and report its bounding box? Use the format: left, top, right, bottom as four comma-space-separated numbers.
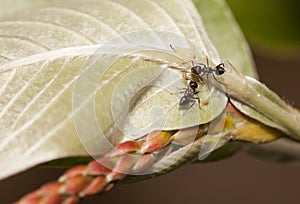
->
0, 0, 256, 180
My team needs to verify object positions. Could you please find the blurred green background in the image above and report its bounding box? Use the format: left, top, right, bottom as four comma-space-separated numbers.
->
226, 0, 300, 111
227, 0, 300, 59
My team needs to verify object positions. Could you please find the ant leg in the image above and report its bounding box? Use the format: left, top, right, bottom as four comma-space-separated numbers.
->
196, 74, 205, 85
198, 76, 204, 84
170, 44, 201, 68
170, 88, 186, 95
206, 74, 211, 90
171, 82, 193, 95
192, 97, 201, 109
182, 71, 190, 80
195, 62, 206, 67
212, 74, 222, 83
206, 56, 209, 66
181, 60, 194, 66
212, 74, 227, 89
171, 90, 185, 95
187, 100, 196, 110
182, 71, 200, 81
170, 44, 193, 66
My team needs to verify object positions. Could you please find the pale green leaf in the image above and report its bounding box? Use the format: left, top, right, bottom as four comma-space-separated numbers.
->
0, 0, 57, 18
0, 0, 234, 180
72, 32, 228, 157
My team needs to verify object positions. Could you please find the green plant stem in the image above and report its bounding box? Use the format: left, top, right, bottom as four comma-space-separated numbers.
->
222, 61, 300, 140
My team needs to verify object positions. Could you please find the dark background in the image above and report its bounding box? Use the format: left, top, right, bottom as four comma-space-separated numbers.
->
1, 0, 300, 203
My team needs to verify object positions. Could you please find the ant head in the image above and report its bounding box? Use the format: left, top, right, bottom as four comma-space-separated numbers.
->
191, 66, 201, 74
215, 63, 225, 75
189, 81, 198, 89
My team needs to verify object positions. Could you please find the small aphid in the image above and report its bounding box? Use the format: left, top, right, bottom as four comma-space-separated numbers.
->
202, 99, 209, 106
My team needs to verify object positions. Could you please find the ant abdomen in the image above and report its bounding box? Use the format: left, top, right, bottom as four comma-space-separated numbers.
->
179, 96, 190, 106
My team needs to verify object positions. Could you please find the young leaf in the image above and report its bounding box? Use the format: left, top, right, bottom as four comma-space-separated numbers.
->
0, 0, 229, 180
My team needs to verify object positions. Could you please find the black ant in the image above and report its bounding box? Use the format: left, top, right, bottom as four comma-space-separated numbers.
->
178, 81, 200, 110
169, 44, 225, 110
190, 58, 225, 83
178, 58, 225, 110
169, 44, 225, 84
